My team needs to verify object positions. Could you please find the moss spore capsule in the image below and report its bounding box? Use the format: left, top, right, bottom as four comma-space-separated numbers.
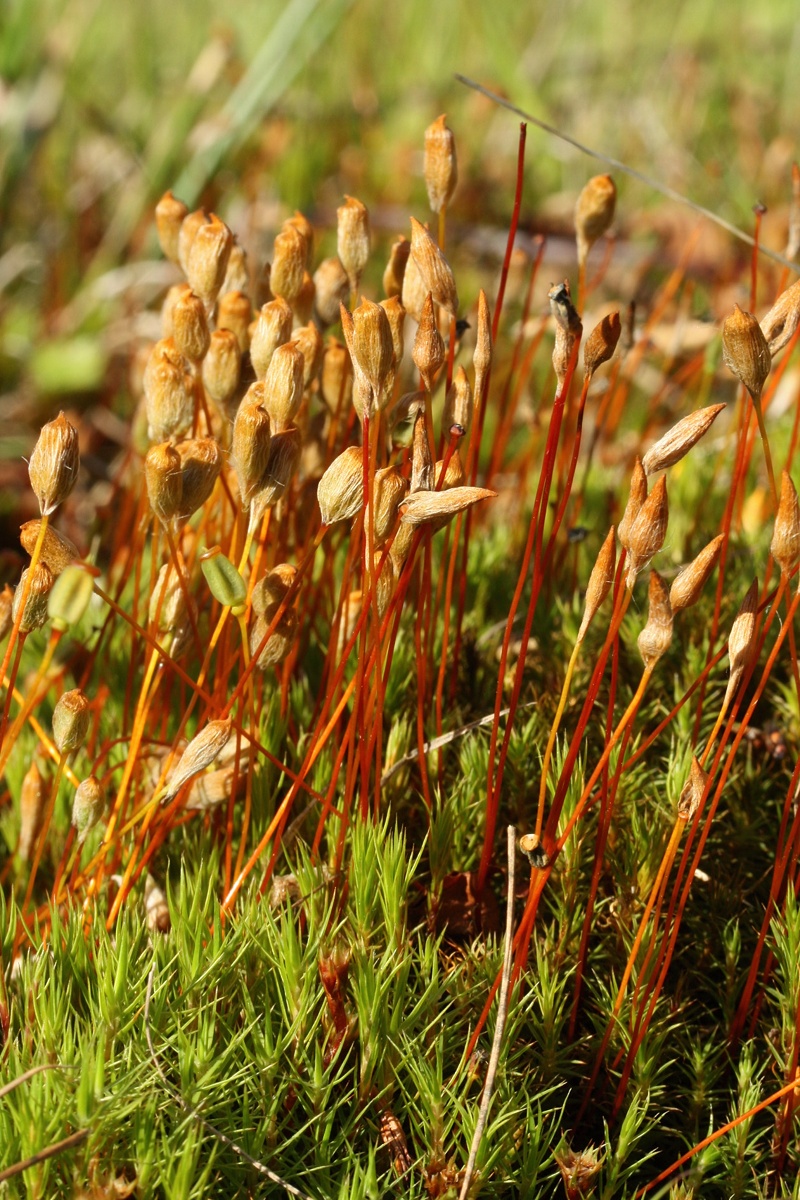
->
72, 775, 105, 841
200, 547, 247, 613
52, 688, 91, 755
28, 412, 80, 517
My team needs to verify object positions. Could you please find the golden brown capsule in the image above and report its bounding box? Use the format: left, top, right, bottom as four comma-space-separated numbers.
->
423, 114, 458, 214
642, 404, 726, 476
409, 217, 458, 316
28, 412, 80, 517
155, 190, 189, 264
337, 195, 370, 295
575, 174, 617, 269
722, 304, 771, 400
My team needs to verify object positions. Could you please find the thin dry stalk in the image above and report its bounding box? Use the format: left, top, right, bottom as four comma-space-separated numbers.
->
458, 825, 516, 1200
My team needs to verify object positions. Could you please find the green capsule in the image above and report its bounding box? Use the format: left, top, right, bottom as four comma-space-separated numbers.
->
200, 547, 247, 614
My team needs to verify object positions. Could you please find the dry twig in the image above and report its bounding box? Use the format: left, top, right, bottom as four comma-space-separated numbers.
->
458, 824, 516, 1200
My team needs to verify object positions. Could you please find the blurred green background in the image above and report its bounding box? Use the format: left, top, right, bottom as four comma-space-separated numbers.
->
1, 0, 799, 409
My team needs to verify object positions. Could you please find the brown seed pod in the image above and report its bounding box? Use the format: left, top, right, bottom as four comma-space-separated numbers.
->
12, 563, 54, 632
473, 289, 492, 387
388, 390, 427, 433
176, 437, 223, 521
18, 759, 45, 862
383, 236, 410, 299
72, 775, 105, 841
177, 208, 208, 276
52, 688, 91, 755
145, 442, 183, 527
320, 337, 353, 411
577, 526, 616, 643
337, 195, 370, 295
669, 534, 724, 612
400, 243, 428, 323
185, 765, 237, 812
251, 563, 298, 617
760, 277, 800, 356
575, 174, 617, 269
770, 469, 800, 576
339, 305, 375, 421
413, 293, 445, 393
216, 290, 252, 355
286, 210, 314, 264
583, 311, 621, 381
380, 295, 406, 394
149, 562, 195, 659
625, 475, 669, 588
618, 458, 648, 552
317, 445, 365, 526
202, 329, 241, 418
250, 297, 293, 381
172, 289, 210, 363
722, 304, 771, 400
410, 402, 434, 494
295, 272, 316, 328
270, 221, 307, 305
262, 342, 305, 432
313, 256, 350, 328
549, 279, 581, 333
221, 240, 249, 295
550, 281, 583, 394
370, 550, 397, 619
367, 466, 409, 543
409, 217, 458, 316
677, 757, 708, 822
186, 212, 233, 307
399, 485, 496, 527
143, 339, 193, 443
350, 298, 395, 402
251, 426, 301, 516
250, 607, 298, 669
19, 520, 80, 575
164, 717, 233, 800
257, 260, 274, 307
28, 411, 80, 517
231, 394, 272, 510
642, 404, 726, 476
637, 571, 673, 670
155, 190, 188, 264
724, 579, 759, 709
298, 274, 316, 329
160, 282, 191, 339
424, 114, 458, 214
293, 321, 324, 388
390, 523, 416, 572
